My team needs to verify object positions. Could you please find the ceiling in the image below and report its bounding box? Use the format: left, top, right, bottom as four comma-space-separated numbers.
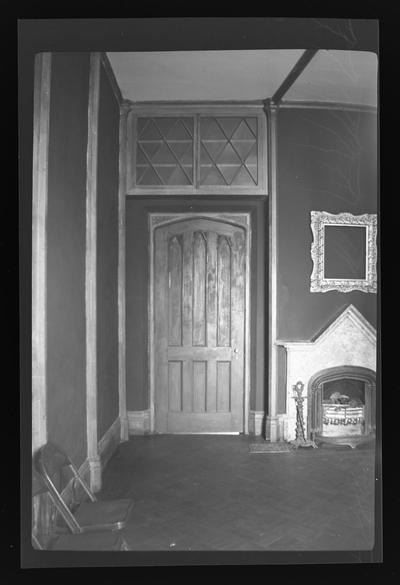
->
283, 50, 377, 106
107, 49, 378, 107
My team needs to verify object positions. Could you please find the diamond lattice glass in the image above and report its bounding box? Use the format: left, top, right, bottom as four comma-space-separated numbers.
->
199, 117, 258, 186
136, 117, 194, 186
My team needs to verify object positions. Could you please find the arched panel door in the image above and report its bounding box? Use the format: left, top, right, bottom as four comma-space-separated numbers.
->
154, 218, 246, 433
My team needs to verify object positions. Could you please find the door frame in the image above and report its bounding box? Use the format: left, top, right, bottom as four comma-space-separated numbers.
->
148, 212, 252, 434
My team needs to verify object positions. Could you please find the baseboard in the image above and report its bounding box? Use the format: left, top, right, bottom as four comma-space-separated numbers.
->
249, 411, 266, 436
98, 416, 121, 468
265, 414, 288, 442
277, 414, 291, 442
127, 410, 151, 435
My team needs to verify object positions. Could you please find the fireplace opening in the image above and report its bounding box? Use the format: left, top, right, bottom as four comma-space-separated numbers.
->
322, 379, 366, 438
308, 366, 375, 448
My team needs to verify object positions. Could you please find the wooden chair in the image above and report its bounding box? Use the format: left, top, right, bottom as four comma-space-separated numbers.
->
32, 468, 131, 550
35, 443, 134, 534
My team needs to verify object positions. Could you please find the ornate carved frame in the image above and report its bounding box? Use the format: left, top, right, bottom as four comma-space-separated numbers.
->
310, 211, 377, 293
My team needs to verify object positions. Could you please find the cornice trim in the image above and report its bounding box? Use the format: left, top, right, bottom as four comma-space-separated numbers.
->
279, 100, 377, 113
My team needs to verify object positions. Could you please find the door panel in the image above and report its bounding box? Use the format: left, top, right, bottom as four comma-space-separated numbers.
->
154, 218, 246, 433
193, 232, 206, 346
168, 236, 182, 346
193, 361, 206, 412
217, 236, 231, 346
168, 361, 182, 412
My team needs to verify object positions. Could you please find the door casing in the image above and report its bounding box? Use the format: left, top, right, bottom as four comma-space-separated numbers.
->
149, 212, 251, 434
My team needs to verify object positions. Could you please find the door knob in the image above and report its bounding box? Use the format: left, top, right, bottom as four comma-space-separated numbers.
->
233, 348, 239, 359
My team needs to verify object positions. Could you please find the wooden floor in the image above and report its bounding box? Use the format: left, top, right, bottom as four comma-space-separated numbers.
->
99, 435, 376, 551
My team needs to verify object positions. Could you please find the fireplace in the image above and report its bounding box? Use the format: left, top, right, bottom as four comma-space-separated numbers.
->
308, 366, 375, 447
278, 305, 377, 444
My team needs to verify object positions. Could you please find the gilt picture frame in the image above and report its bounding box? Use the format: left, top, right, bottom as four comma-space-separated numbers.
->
310, 211, 377, 293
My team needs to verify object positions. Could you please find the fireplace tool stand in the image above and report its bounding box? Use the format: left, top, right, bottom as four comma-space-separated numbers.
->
290, 381, 318, 449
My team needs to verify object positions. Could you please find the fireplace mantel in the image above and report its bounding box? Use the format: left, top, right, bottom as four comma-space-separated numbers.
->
277, 305, 376, 442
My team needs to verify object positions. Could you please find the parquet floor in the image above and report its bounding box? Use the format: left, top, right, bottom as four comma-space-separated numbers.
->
99, 435, 376, 551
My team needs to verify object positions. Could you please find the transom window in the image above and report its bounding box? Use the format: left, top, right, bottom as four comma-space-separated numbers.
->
126, 107, 267, 195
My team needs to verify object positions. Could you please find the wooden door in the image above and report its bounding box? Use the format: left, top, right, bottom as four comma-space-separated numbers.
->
154, 218, 246, 433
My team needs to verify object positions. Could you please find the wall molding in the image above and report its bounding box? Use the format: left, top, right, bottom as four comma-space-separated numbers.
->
265, 102, 279, 442
118, 97, 377, 116
127, 410, 151, 435
125, 100, 264, 114
85, 52, 101, 492
118, 91, 129, 442
32, 53, 52, 454
279, 100, 378, 114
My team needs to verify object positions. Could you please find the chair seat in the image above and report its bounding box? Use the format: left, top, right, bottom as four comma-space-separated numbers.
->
35, 443, 134, 536
49, 531, 129, 551
73, 498, 133, 532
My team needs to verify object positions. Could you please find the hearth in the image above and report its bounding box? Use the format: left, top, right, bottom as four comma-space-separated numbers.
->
308, 366, 375, 448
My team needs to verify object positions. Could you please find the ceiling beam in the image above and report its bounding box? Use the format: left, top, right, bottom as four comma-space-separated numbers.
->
269, 49, 319, 104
